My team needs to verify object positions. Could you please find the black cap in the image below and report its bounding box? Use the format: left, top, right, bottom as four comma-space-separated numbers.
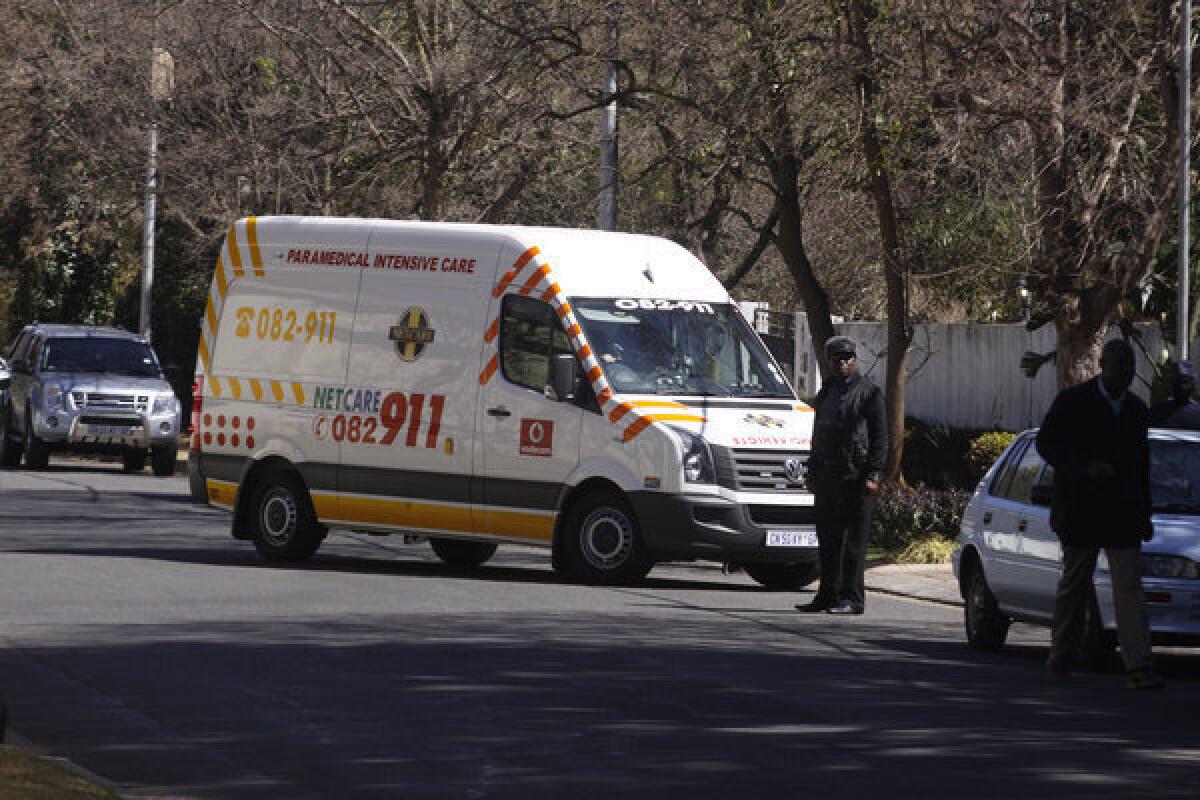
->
825, 336, 856, 359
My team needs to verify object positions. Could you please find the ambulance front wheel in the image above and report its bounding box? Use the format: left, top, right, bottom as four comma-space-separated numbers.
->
252, 472, 325, 562
431, 539, 498, 568
561, 489, 653, 585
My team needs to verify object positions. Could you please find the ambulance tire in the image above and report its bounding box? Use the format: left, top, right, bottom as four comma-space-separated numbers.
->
561, 489, 653, 585
431, 539, 498, 568
0, 409, 22, 467
252, 472, 324, 562
23, 412, 49, 470
151, 445, 177, 477
743, 562, 819, 591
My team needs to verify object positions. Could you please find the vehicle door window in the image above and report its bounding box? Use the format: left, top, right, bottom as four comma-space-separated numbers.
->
1004, 444, 1046, 505
988, 437, 1030, 497
499, 295, 572, 393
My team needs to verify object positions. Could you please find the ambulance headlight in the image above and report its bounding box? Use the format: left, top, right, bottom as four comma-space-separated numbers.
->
670, 426, 715, 485
153, 393, 180, 415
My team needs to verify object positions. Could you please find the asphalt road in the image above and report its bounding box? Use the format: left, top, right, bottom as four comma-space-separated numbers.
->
0, 461, 1197, 800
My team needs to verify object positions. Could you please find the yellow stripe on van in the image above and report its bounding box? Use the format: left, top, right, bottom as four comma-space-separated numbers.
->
482, 508, 556, 541
631, 400, 688, 409
206, 479, 238, 507
249, 379, 264, 402
270, 381, 285, 402
227, 227, 244, 276
204, 298, 217, 337
311, 492, 339, 519
229, 378, 243, 399
246, 216, 265, 276
338, 496, 474, 533
214, 256, 229, 299
197, 335, 212, 374
646, 413, 707, 424
291, 382, 306, 405
208, 375, 222, 397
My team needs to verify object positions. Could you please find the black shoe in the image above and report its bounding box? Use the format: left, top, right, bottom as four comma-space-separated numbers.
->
827, 602, 864, 615
795, 599, 835, 613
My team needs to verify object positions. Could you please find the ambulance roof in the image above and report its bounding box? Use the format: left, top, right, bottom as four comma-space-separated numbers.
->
245, 216, 729, 303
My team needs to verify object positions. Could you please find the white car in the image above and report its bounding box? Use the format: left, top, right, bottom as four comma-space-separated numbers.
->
954, 428, 1200, 666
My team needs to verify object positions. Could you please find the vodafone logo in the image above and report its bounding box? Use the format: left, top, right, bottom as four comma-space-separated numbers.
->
520, 419, 554, 457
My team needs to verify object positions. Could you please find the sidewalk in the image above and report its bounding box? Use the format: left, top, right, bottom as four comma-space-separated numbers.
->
865, 563, 962, 607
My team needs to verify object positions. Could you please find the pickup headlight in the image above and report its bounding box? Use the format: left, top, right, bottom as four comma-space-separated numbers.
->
669, 426, 715, 484
153, 393, 180, 415
1141, 554, 1199, 580
44, 384, 66, 412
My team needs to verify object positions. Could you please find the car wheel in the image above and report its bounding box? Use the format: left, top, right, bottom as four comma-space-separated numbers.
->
743, 562, 820, 591
150, 445, 176, 477
1075, 593, 1119, 671
560, 489, 653, 585
964, 565, 1010, 651
431, 539, 498, 568
122, 450, 147, 473
252, 471, 325, 562
23, 413, 49, 470
0, 409, 22, 467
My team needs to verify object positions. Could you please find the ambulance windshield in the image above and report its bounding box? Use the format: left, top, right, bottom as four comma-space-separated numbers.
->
572, 298, 793, 398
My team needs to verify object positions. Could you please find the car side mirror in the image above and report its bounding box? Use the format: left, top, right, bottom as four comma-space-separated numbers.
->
1031, 483, 1053, 507
547, 353, 582, 402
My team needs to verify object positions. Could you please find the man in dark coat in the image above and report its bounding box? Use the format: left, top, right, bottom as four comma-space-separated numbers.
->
1035, 338, 1163, 689
796, 336, 887, 615
1149, 360, 1200, 430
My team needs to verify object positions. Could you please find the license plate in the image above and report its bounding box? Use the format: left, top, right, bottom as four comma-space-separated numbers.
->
766, 530, 818, 547
93, 425, 133, 437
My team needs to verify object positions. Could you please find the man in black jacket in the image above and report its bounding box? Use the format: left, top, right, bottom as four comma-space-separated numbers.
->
796, 336, 887, 615
1035, 338, 1163, 689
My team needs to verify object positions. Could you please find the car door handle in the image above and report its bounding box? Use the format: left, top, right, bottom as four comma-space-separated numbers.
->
1017, 519, 1028, 532
982, 512, 992, 525
487, 407, 511, 418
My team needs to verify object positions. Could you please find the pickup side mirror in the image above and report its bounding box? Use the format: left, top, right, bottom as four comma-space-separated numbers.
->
547, 353, 582, 402
1030, 483, 1054, 508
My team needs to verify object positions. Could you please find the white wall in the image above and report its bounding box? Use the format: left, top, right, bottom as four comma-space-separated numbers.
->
792, 315, 1166, 431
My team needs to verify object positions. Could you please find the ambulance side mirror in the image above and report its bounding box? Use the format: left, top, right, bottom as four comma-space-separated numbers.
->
548, 354, 582, 402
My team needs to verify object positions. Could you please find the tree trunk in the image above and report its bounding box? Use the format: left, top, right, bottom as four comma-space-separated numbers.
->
1055, 318, 1107, 389
850, 0, 911, 482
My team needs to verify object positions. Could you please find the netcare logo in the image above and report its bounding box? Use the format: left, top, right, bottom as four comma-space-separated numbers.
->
389, 307, 435, 362
742, 413, 785, 428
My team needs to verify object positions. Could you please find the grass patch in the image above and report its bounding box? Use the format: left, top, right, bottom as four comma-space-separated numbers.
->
0, 745, 118, 800
894, 536, 958, 564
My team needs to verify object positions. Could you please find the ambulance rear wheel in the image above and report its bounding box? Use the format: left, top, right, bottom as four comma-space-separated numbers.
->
252, 473, 324, 562
561, 490, 653, 585
431, 539, 498, 568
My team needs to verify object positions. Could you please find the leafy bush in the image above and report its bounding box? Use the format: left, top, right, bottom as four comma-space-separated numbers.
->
900, 417, 976, 489
871, 484, 970, 553
965, 431, 1017, 482
895, 536, 959, 564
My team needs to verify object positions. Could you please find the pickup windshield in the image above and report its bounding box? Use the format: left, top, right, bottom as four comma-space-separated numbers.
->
41, 337, 162, 378
571, 298, 793, 398
1150, 440, 1200, 514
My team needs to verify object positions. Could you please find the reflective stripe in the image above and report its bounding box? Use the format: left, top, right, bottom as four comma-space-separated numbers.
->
249, 379, 263, 401
494, 246, 539, 297
197, 335, 212, 373
246, 216, 265, 276
484, 317, 499, 344
214, 256, 228, 299
226, 227, 244, 276
206, 479, 238, 507
229, 378, 243, 399
608, 402, 634, 423
622, 416, 653, 442
292, 382, 306, 405
479, 353, 499, 385
270, 381, 285, 402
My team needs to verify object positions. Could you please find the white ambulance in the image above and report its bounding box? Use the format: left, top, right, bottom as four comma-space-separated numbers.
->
189, 217, 819, 587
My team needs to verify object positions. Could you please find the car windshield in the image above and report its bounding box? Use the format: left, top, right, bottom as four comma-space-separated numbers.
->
41, 337, 162, 377
1150, 440, 1200, 513
571, 298, 793, 398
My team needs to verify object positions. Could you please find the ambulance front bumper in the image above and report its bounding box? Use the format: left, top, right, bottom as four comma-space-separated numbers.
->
629, 491, 819, 564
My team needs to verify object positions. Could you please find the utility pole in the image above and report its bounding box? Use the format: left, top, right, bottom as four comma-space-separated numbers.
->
598, 1, 619, 231
1181, 0, 1191, 360
141, 1, 172, 341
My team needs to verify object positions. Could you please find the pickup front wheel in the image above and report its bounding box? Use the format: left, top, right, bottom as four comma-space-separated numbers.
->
560, 490, 653, 585
23, 413, 49, 469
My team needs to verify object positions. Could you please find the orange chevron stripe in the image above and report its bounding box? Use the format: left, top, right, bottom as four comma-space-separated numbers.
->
208, 375, 222, 397
493, 246, 539, 297
587, 365, 602, 382
484, 317, 500, 344
197, 335, 211, 373
608, 402, 635, 423
250, 379, 263, 401
622, 416, 654, 442
555, 301, 572, 318
227, 227, 244, 276
479, 353, 499, 385
577, 344, 592, 360
214, 256, 228, 299
291, 382, 306, 405
519, 264, 551, 294
246, 217, 265, 276
270, 381, 284, 402
230, 378, 243, 399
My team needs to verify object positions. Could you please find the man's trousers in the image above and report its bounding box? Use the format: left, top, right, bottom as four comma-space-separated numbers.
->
813, 480, 874, 607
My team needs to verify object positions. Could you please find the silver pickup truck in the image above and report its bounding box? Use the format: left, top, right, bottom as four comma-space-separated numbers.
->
0, 324, 181, 475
